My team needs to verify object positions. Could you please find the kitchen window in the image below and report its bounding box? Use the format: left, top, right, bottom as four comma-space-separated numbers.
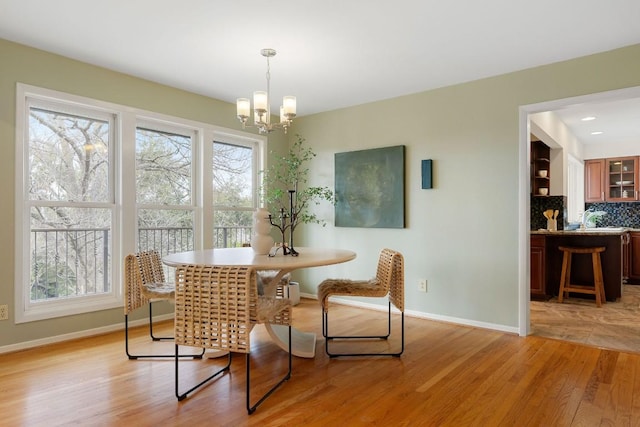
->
567, 154, 585, 223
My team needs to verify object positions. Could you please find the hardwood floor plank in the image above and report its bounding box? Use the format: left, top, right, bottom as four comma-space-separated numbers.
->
607, 353, 634, 425
5, 299, 640, 425
532, 345, 599, 426
503, 343, 579, 425
437, 336, 542, 426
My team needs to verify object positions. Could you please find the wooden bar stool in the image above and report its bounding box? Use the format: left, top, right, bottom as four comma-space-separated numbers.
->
557, 246, 606, 307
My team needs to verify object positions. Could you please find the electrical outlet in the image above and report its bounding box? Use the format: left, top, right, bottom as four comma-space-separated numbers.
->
419, 279, 427, 292
0, 304, 8, 321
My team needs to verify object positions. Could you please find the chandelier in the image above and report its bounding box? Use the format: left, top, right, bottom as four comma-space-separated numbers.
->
236, 48, 297, 134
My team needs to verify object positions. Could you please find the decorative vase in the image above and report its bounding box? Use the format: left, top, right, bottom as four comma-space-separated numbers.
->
250, 208, 274, 255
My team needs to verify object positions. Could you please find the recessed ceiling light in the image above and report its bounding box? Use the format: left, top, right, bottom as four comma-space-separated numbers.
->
591, 131, 603, 135
582, 116, 596, 121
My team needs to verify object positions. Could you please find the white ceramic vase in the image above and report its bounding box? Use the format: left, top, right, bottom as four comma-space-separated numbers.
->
250, 208, 274, 255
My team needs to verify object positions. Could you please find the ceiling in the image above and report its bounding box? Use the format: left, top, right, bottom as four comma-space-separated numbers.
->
1, 1, 640, 144
551, 97, 640, 146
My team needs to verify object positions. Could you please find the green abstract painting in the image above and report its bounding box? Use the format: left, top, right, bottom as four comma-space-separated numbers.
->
335, 145, 405, 228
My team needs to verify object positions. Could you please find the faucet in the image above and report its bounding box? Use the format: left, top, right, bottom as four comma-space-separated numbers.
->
580, 208, 592, 228
582, 208, 606, 228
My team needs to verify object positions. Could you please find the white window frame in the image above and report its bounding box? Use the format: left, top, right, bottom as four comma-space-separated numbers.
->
567, 154, 585, 223
15, 85, 122, 323
15, 83, 265, 323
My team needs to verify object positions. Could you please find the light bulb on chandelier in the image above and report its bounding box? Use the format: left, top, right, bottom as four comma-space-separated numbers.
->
236, 48, 296, 134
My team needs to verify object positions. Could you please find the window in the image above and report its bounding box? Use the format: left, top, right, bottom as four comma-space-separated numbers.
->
15, 84, 265, 323
212, 140, 259, 248
567, 154, 585, 223
136, 125, 195, 255
17, 96, 117, 322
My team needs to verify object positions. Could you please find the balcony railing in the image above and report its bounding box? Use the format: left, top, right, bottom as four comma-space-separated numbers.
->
30, 225, 253, 302
30, 227, 111, 302
212, 226, 252, 249
137, 226, 195, 255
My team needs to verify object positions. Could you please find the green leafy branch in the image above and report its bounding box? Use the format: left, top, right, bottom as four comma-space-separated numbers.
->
260, 135, 334, 234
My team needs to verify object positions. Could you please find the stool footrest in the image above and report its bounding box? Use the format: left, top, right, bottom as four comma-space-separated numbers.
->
562, 285, 598, 294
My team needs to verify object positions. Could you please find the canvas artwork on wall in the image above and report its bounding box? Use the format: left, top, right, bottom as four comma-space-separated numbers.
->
334, 145, 405, 228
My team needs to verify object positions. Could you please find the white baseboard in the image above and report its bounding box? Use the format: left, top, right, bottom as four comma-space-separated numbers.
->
0, 313, 174, 355
301, 292, 519, 335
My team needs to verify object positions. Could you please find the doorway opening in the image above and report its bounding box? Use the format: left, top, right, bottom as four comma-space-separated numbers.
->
519, 86, 640, 350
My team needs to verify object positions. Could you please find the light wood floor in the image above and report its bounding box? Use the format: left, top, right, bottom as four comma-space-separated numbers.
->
531, 284, 640, 354
4, 299, 640, 426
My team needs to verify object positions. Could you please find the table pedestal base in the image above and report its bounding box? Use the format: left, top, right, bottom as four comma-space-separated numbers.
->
264, 324, 316, 358
204, 349, 229, 359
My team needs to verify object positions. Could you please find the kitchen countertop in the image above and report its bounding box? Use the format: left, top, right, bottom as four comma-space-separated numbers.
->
531, 227, 638, 236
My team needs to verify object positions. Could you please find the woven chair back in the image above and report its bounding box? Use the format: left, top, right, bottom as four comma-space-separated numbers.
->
124, 253, 145, 315
123, 251, 166, 315
174, 265, 257, 354
375, 249, 404, 311
386, 250, 404, 312
137, 250, 166, 284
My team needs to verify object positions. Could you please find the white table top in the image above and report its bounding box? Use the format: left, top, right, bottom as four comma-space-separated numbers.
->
162, 246, 356, 270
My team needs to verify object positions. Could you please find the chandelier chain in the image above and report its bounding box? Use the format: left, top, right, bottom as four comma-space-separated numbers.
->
265, 56, 271, 117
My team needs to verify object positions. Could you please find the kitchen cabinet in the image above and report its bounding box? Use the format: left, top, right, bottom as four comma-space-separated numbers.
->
585, 156, 640, 202
606, 156, 639, 201
530, 235, 547, 299
531, 231, 625, 301
585, 159, 605, 202
531, 140, 550, 196
629, 231, 640, 283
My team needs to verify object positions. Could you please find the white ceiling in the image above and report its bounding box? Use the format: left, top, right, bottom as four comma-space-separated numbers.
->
551, 97, 640, 146
1, 0, 640, 144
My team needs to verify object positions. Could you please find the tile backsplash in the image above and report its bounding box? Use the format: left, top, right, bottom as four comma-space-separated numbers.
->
531, 195, 566, 230
585, 202, 640, 228
531, 195, 640, 230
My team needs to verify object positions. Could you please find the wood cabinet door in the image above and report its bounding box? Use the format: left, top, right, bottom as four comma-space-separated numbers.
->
605, 156, 639, 201
585, 159, 605, 202
630, 232, 640, 281
530, 235, 546, 298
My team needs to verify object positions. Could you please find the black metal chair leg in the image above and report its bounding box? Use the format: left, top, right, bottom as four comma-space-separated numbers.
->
175, 345, 232, 401
149, 301, 174, 341
324, 302, 404, 357
125, 314, 204, 360
247, 325, 292, 414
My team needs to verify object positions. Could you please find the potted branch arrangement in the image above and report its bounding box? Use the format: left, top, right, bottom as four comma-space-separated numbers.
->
261, 135, 334, 256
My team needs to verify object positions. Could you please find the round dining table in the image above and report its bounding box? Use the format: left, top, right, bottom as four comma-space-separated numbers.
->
163, 246, 356, 358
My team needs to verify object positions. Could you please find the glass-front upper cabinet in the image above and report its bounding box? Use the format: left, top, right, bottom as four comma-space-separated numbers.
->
606, 156, 639, 201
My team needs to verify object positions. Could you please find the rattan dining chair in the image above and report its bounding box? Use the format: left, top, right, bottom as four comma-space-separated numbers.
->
318, 248, 405, 357
174, 264, 293, 414
124, 250, 203, 359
